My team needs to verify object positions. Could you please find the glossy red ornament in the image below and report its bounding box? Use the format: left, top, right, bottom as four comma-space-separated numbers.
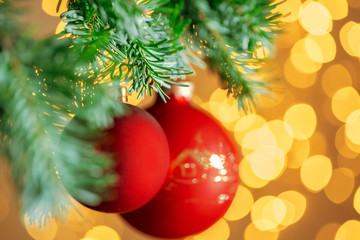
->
84, 104, 170, 213
121, 95, 240, 238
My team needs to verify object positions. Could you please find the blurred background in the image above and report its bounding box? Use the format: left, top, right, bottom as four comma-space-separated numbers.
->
1, 0, 360, 239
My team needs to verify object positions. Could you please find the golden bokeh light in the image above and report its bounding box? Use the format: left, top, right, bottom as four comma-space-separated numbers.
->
239, 156, 270, 189
300, 155, 332, 192
284, 103, 317, 140
321, 64, 353, 98
335, 220, 360, 240
244, 223, 279, 240
335, 126, 359, 159
317, 0, 348, 20
234, 114, 266, 145
248, 148, 286, 181
55, 20, 66, 34
264, 120, 294, 154
345, 110, 360, 145
209, 88, 243, 125
315, 223, 341, 240
277, 191, 306, 226
284, 58, 317, 88
84, 225, 120, 240
251, 196, 287, 231
272, 0, 301, 22
353, 186, 360, 214
324, 168, 355, 204
299, 1, 333, 35
24, 215, 58, 240
331, 87, 360, 122
224, 185, 254, 221
287, 139, 310, 169
290, 39, 322, 73
193, 218, 230, 240
42, 0, 68, 17
305, 33, 336, 63
340, 21, 360, 57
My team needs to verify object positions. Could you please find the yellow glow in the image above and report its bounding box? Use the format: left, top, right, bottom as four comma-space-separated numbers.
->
55, 20, 67, 34
278, 191, 306, 226
335, 220, 360, 240
272, 0, 301, 22
300, 155, 332, 192
335, 126, 359, 159
299, 1, 333, 35
284, 58, 317, 88
284, 104, 317, 140
305, 33, 336, 63
84, 225, 120, 240
193, 218, 230, 240
24, 215, 58, 240
290, 39, 322, 73
340, 21, 360, 57
244, 223, 279, 240
318, 0, 348, 20
324, 168, 355, 204
353, 186, 360, 214
224, 185, 254, 221
331, 87, 360, 122
241, 127, 279, 156
248, 148, 286, 181
239, 156, 270, 189
234, 114, 266, 145
251, 196, 286, 231
209, 88, 243, 124
264, 120, 294, 154
346, 110, 360, 145
321, 64, 352, 98
287, 139, 310, 169
316, 223, 341, 240
42, 0, 69, 17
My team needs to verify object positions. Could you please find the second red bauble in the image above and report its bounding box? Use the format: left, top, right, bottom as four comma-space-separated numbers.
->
84, 104, 170, 213
121, 95, 240, 238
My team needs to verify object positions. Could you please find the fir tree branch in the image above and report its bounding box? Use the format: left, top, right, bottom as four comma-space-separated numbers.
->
61, 0, 192, 102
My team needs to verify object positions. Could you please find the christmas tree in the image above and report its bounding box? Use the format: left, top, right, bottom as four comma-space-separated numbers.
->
0, 0, 281, 227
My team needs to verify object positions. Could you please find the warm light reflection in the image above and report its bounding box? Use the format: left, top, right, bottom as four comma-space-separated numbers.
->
209, 154, 224, 170
264, 120, 294, 154
234, 114, 266, 145
284, 104, 317, 140
290, 39, 322, 73
321, 64, 353, 98
300, 155, 332, 192
315, 223, 341, 240
84, 225, 120, 240
340, 21, 360, 57
335, 220, 360, 240
42, 0, 69, 17
278, 191, 306, 226
244, 223, 279, 240
193, 218, 230, 240
305, 33, 336, 63
318, 0, 348, 20
251, 196, 286, 231
331, 87, 360, 122
299, 1, 332, 35
24, 214, 58, 240
239, 156, 270, 189
224, 185, 254, 221
346, 110, 360, 145
324, 168, 355, 204
284, 58, 317, 88
287, 139, 310, 169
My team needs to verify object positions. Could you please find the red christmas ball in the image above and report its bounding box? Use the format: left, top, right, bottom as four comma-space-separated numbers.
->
83, 104, 170, 213
121, 95, 240, 238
